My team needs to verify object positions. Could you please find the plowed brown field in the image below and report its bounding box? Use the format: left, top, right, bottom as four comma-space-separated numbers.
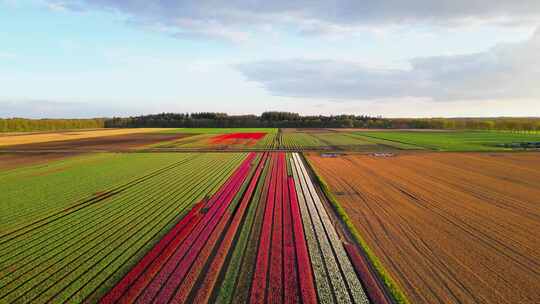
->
0, 132, 193, 151
0, 152, 78, 170
0, 128, 169, 147
308, 152, 540, 304
0, 132, 193, 170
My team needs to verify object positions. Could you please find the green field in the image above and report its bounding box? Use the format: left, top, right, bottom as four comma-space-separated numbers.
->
279, 133, 325, 149
1, 153, 192, 232
0, 152, 246, 303
356, 131, 540, 151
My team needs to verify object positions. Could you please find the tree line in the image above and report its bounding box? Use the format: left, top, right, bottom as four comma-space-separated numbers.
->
1, 113, 539, 132
105, 112, 540, 132
104, 112, 390, 128
0, 118, 105, 132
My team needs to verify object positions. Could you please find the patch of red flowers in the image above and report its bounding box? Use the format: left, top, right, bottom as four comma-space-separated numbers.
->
210, 132, 266, 144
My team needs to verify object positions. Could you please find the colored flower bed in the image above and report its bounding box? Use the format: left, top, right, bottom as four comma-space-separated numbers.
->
95, 152, 375, 304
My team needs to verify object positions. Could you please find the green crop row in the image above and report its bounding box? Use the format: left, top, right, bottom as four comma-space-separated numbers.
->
0, 153, 192, 233
0, 153, 247, 303
278, 133, 325, 150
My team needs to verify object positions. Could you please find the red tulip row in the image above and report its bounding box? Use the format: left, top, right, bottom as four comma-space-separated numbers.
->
288, 175, 318, 303
249, 153, 317, 304
190, 152, 269, 303
210, 132, 267, 147
100, 152, 257, 304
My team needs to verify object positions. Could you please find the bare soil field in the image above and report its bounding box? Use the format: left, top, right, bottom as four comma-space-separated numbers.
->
0, 132, 192, 151
0, 128, 170, 147
0, 152, 79, 171
0, 128, 104, 137
308, 152, 540, 304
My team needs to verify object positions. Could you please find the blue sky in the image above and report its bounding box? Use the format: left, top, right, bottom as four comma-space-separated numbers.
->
1, 0, 539, 118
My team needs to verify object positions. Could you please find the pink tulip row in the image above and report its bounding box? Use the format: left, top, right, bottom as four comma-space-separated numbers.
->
100, 153, 257, 303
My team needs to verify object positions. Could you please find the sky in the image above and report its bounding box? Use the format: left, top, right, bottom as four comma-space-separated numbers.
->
0, 0, 539, 118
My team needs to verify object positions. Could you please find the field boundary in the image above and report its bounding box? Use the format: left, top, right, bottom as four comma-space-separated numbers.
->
301, 153, 411, 304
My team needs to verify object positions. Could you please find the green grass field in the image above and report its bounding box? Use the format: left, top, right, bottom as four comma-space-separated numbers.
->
356, 131, 540, 151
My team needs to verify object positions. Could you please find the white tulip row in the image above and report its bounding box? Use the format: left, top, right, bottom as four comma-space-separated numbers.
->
290, 153, 370, 304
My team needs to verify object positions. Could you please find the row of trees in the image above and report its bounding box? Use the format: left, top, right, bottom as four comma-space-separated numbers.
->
104, 112, 540, 132
104, 112, 390, 128
0, 118, 105, 132
389, 117, 540, 132
1, 113, 539, 132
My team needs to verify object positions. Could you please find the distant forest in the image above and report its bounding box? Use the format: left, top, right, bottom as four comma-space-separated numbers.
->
0, 118, 104, 132
1, 113, 540, 132
105, 112, 540, 132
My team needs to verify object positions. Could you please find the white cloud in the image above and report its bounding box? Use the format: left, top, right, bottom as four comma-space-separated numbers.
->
237, 28, 540, 102
44, 0, 540, 42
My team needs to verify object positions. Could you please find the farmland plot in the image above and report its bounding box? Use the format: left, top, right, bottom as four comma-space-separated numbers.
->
355, 131, 540, 151
308, 152, 540, 304
0, 128, 170, 147
100, 152, 374, 304
0, 153, 246, 303
0, 153, 199, 232
279, 133, 326, 150
0, 132, 193, 152
155, 130, 278, 150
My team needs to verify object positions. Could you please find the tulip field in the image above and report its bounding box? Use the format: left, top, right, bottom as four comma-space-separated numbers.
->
152, 129, 395, 151
2, 127, 539, 304
99, 152, 378, 304
0, 150, 391, 304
